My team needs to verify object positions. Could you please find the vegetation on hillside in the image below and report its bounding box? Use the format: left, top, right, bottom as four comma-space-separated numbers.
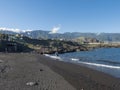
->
0, 33, 89, 53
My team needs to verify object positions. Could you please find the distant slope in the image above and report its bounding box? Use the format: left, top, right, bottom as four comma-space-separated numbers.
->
0, 29, 120, 42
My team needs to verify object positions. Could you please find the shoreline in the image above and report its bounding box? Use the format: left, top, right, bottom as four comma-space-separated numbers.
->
44, 53, 120, 78
38, 55, 120, 90
0, 53, 120, 90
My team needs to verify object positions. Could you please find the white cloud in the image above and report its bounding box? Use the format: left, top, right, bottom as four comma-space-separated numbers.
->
0, 27, 32, 33
49, 25, 61, 34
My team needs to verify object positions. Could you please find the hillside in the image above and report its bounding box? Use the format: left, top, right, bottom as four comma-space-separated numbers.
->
0, 34, 90, 53
0, 29, 120, 42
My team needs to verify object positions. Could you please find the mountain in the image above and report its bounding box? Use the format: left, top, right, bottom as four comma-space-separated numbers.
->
0, 29, 120, 42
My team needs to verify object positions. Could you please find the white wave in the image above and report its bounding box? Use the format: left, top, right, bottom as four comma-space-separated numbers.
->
44, 54, 61, 60
44, 54, 120, 69
78, 61, 120, 69
71, 58, 79, 61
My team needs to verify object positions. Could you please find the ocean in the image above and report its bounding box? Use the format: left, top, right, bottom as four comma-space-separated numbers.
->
45, 48, 120, 78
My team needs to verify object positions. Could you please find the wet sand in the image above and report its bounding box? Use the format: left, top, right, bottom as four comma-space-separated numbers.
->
38, 55, 120, 90
0, 53, 120, 90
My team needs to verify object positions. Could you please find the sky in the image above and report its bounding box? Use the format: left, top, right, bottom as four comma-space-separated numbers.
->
0, 0, 120, 33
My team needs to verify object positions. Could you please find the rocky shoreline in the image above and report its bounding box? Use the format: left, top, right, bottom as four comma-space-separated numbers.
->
37, 43, 120, 54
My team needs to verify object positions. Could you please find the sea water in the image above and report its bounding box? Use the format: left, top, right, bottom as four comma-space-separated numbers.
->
45, 48, 120, 78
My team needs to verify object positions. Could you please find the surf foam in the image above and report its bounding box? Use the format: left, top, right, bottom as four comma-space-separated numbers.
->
44, 54, 61, 60
78, 61, 120, 69
71, 58, 79, 61
44, 54, 120, 69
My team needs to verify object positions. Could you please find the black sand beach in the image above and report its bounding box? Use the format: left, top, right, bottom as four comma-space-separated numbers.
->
0, 53, 75, 90
0, 53, 120, 90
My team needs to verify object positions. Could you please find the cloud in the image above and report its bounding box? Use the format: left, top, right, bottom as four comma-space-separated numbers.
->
0, 27, 32, 33
49, 25, 61, 34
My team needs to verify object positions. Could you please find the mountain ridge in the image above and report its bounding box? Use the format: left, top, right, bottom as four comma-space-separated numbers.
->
0, 29, 120, 42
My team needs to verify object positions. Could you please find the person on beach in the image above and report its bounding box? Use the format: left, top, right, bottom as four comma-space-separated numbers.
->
55, 51, 59, 56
